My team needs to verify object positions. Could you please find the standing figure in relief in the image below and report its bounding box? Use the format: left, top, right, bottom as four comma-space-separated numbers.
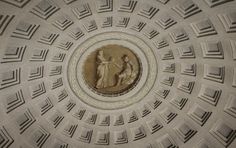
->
116, 55, 137, 86
96, 50, 111, 89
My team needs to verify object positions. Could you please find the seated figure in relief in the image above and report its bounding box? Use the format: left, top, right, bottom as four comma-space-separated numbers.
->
116, 55, 137, 86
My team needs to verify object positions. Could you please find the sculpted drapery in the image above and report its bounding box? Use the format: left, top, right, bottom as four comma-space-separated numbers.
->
95, 50, 137, 89
96, 50, 110, 89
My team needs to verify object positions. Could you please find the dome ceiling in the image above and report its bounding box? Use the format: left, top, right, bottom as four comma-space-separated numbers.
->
0, 0, 236, 148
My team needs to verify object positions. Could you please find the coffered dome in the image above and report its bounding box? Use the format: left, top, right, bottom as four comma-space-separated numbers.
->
0, 0, 236, 148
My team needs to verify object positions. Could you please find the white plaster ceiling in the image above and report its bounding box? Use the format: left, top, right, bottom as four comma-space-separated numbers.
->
0, 0, 236, 148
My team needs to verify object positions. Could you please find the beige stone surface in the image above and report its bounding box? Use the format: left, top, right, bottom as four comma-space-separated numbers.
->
0, 0, 236, 148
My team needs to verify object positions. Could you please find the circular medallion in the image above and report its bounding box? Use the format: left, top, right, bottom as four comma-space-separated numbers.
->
67, 32, 157, 110
83, 45, 142, 96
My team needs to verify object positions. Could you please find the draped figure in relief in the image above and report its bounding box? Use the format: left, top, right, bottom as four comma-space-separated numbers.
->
95, 50, 110, 88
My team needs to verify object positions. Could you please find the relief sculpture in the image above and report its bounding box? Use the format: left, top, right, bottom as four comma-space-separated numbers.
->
116, 55, 137, 86
95, 50, 110, 89
83, 45, 141, 95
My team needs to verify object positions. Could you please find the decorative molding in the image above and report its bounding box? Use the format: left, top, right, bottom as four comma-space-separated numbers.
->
0, 126, 14, 148
96, 0, 113, 13
95, 131, 110, 145
114, 130, 128, 144
39, 97, 53, 115
170, 97, 188, 110
160, 76, 174, 86
169, 28, 189, 43
127, 111, 139, 123
156, 134, 178, 148
137, 4, 159, 19
85, 112, 97, 124
116, 17, 130, 28
218, 11, 236, 33
177, 79, 195, 94
160, 107, 177, 124
30, 49, 49, 62
0, 0, 30, 8
69, 27, 84, 40
174, 122, 197, 143
160, 50, 174, 60
28, 66, 44, 81
154, 38, 169, 49
73, 108, 86, 120
38, 32, 59, 45
101, 16, 112, 28
49, 66, 62, 76
63, 0, 76, 4
143, 27, 159, 39
131, 125, 146, 141
156, 14, 176, 29
224, 94, 236, 118
49, 111, 64, 128
51, 53, 66, 62
140, 105, 151, 117
114, 115, 124, 126
130, 21, 146, 32
72, 3, 92, 20
0, 14, 14, 35
5, 89, 25, 113
1, 45, 26, 63
162, 63, 175, 73
83, 20, 98, 32
146, 118, 163, 134
181, 63, 196, 76
210, 120, 236, 147
148, 98, 162, 109
99, 115, 110, 126
77, 127, 93, 143
118, 0, 137, 13
11, 21, 39, 40
198, 84, 222, 106
30, 82, 46, 99
0, 68, 21, 90
155, 87, 170, 99
201, 41, 224, 59
57, 89, 68, 102
65, 99, 76, 112
16, 109, 36, 134
178, 45, 195, 59
204, 0, 233, 7
191, 19, 217, 37
188, 103, 212, 126
52, 15, 73, 31
30, 0, 60, 20
62, 122, 78, 138
172, 0, 201, 19
203, 64, 225, 83
29, 126, 50, 148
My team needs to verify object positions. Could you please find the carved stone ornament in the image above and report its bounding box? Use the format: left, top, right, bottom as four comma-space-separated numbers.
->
83, 44, 141, 95
67, 32, 157, 109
